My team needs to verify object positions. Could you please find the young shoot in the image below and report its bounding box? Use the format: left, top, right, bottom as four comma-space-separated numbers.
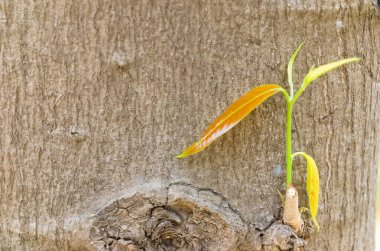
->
176, 44, 360, 231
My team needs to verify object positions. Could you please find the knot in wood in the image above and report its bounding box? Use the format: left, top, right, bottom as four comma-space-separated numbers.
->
88, 183, 311, 250
145, 207, 185, 250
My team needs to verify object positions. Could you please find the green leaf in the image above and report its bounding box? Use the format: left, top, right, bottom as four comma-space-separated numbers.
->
176, 84, 287, 158
287, 43, 304, 97
293, 152, 320, 230
303, 57, 361, 87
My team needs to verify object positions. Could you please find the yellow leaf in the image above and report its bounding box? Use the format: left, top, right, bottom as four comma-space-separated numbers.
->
303, 57, 361, 87
293, 152, 320, 230
176, 84, 286, 158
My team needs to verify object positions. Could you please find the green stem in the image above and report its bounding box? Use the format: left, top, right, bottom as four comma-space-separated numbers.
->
289, 79, 294, 99
286, 100, 293, 187
290, 85, 304, 106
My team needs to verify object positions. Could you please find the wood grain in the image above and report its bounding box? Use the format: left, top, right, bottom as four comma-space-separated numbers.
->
0, 0, 378, 250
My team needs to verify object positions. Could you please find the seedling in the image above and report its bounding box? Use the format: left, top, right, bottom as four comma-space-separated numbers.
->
176, 43, 360, 232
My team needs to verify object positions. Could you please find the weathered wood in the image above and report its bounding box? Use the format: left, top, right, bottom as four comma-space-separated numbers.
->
0, 0, 379, 250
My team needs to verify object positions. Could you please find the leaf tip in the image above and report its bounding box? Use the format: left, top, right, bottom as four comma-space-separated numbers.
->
175, 153, 186, 159
313, 219, 321, 231
344, 57, 361, 63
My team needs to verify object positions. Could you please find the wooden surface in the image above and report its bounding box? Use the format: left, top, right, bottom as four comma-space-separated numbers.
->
0, 0, 379, 250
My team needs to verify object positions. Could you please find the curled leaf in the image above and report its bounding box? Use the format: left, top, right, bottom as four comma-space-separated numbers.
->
287, 43, 304, 97
177, 84, 286, 158
293, 152, 320, 230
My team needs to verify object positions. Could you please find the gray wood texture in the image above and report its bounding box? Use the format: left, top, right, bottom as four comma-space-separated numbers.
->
0, 0, 379, 250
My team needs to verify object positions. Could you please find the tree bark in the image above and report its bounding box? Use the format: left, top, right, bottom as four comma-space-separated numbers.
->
0, 0, 379, 250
